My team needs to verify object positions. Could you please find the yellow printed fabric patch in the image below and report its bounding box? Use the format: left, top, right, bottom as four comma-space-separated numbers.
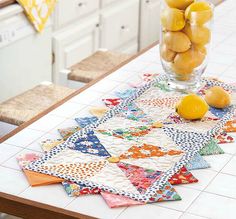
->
17, 0, 57, 32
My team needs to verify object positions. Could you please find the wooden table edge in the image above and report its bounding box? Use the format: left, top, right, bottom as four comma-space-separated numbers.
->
0, 42, 158, 144
0, 41, 158, 219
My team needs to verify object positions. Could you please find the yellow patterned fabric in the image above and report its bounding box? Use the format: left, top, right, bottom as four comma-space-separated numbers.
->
17, 0, 57, 32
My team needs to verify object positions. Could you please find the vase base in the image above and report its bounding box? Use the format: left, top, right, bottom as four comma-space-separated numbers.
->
167, 79, 202, 93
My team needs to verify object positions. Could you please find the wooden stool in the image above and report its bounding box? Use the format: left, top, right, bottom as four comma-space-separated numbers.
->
0, 83, 75, 126
68, 51, 132, 83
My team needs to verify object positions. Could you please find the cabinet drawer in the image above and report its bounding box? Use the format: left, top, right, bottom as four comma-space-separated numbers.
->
100, 0, 139, 50
54, 0, 99, 29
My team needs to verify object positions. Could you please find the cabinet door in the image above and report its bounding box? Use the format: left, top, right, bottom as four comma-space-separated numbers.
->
53, 16, 99, 83
53, 0, 99, 29
139, 0, 161, 50
100, 0, 139, 50
101, 0, 117, 7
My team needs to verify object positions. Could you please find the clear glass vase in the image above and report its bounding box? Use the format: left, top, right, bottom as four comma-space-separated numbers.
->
160, 0, 214, 91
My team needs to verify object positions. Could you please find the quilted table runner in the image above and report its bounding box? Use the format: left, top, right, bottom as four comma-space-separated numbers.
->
22, 75, 236, 204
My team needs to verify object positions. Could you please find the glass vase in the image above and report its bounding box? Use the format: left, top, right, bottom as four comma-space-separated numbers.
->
160, 0, 214, 91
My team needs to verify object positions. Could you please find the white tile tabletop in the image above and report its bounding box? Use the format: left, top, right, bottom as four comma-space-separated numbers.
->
1, 0, 236, 218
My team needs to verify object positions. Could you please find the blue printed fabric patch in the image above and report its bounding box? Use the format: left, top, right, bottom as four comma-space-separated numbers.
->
115, 89, 136, 99
70, 131, 111, 157
209, 107, 231, 119
75, 116, 98, 128
119, 103, 148, 121
186, 153, 210, 170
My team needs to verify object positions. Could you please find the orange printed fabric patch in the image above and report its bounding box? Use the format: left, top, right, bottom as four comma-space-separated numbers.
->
40, 161, 108, 180
223, 120, 236, 132
23, 170, 63, 186
138, 97, 181, 108
119, 144, 183, 160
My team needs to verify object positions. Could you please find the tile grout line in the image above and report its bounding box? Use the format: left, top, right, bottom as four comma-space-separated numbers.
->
183, 151, 236, 215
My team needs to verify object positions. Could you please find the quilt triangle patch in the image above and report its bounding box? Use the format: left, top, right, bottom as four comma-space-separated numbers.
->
163, 127, 212, 152
98, 126, 152, 141
200, 138, 224, 156
23, 170, 63, 186
62, 181, 101, 197
75, 116, 98, 128
215, 131, 234, 144
71, 131, 111, 157
186, 153, 210, 170
137, 97, 180, 108
58, 126, 81, 140
119, 144, 183, 160
119, 103, 148, 122
117, 162, 162, 194
102, 98, 122, 108
169, 167, 198, 185
148, 182, 181, 203
40, 160, 108, 180
223, 120, 236, 132
209, 106, 231, 119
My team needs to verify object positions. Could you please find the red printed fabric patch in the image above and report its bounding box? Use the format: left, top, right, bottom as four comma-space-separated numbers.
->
102, 98, 121, 108
62, 181, 101, 197
215, 131, 234, 144
169, 166, 198, 185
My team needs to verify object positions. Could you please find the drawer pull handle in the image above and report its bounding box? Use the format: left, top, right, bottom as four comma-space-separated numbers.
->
121, 26, 130, 32
146, 0, 150, 3
78, 2, 86, 7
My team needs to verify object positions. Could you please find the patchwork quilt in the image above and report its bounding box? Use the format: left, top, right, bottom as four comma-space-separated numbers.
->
24, 75, 236, 203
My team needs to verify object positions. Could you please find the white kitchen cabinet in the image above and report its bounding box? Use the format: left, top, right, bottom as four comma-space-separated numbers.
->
139, 0, 161, 50
53, 0, 99, 30
100, 0, 139, 51
0, 5, 52, 102
53, 16, 99, 83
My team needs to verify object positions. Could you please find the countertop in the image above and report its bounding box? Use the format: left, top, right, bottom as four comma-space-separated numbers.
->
1, 0, 236, 218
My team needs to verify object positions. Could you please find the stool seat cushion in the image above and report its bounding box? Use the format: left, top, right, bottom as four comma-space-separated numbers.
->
68, 51, 132, 83
0, 84, 75, 126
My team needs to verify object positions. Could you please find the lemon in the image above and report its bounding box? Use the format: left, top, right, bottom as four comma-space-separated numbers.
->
193, 44, 207, 55
176, 74, 191, 81
161, 8, 186, 31
183, 24, 211, 45
173, 47, 205, 70
172, 64, 194, 75
176, 94, 209, 120
165, 0, 194, 10
163, 31, 191, 52
205, 86, 231, 109
160, 44, 176, 62
185, 1, 213, 25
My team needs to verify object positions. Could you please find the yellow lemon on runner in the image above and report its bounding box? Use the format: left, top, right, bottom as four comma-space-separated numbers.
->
185, 1, 213, 25
205, 86, 231, 109
176, 94, 209, 120
160, 44, 177, 62
161, 8, 186, 31
165, 0, 194, 10
183, 24, 211, 45
163, 31, 191, 52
